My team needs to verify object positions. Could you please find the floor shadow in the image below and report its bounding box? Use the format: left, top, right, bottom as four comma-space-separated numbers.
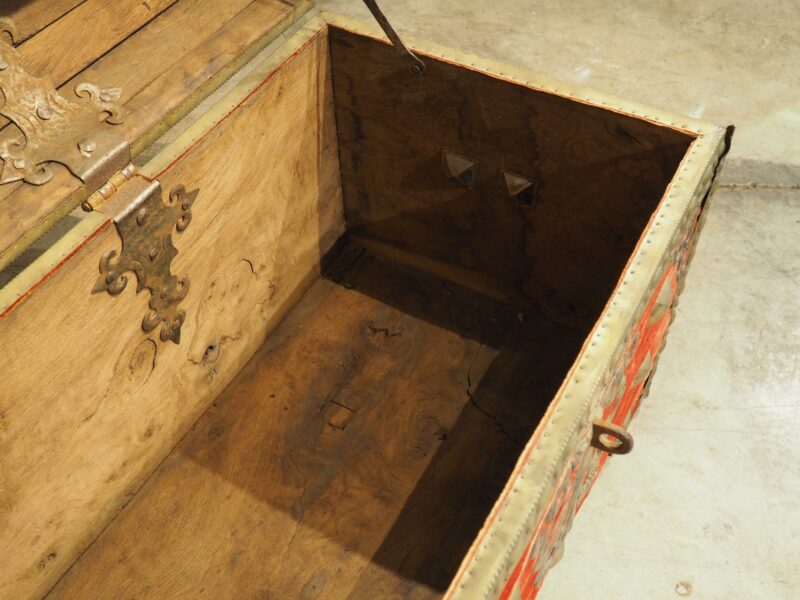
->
172, 239, 594, 597
315, 241, 588, 593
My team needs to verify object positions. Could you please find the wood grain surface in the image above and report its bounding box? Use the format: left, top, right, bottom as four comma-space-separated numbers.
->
0, 29, 341, 599
329, 27, 694, 332
0, 0, 306, 271
1, 0, 86, 43
0, 0, 179, 215
49, 243, 586, 599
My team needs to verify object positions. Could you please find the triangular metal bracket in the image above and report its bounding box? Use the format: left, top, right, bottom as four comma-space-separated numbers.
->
443, 151, 477, 187
502, 170, 537, 207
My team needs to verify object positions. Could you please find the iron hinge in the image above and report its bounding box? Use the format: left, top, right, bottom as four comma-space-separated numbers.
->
81, 163, 137, 212
0, 17, 131, 192
91, 177, 199, 344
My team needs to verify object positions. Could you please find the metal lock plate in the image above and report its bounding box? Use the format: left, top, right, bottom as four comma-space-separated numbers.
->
0, 18, 131, 191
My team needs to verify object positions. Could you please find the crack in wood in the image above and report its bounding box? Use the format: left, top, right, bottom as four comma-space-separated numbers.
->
466, 343, 517, 443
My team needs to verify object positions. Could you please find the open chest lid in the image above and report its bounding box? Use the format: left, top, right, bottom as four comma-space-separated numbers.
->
0, 0, 315, 274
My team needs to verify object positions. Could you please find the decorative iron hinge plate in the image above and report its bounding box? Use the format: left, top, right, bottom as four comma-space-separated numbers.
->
0, 18, 131, 191
92, 177, 198, 344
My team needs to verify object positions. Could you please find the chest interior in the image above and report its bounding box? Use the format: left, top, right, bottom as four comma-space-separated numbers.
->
3, 15, 697, 600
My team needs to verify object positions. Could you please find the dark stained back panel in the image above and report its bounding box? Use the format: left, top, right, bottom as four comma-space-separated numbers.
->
329, 27, 694, 328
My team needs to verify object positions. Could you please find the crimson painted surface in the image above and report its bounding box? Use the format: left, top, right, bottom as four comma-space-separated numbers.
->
498, 268, 676, 600
498, 204, 704, 600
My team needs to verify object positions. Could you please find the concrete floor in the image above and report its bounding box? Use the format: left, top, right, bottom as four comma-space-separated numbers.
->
320, 1, 800, 598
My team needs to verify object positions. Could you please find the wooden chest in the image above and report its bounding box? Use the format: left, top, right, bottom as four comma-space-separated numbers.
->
0, 2, 732, 598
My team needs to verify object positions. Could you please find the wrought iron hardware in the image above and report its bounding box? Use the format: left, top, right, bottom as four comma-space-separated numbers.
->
81, 163, 137, 212
442, 151, 477, 187
362, 0, 426, 74
591, 420, 634, 455
92, 177, 198, 344
0, 17, 131, 191
502, 170, 537, 208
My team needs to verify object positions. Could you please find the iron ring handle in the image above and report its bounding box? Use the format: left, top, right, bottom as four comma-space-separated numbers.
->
591, 420, 634, 455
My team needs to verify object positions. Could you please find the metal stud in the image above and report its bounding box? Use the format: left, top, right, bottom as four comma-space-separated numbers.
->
36, 106, 53, 121
442, 150, 477, 187
78, 139, 96, 156
502, 170, 537, 207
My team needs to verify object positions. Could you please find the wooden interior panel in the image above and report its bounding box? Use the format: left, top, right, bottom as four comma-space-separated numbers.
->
49, 243, 585, 599
1, 0, 86, 43
0, 0, 308, 270
329, 27, 694, 330
0, 28, 341, 599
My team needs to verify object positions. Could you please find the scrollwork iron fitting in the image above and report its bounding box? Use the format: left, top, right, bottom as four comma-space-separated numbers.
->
0, 17, 130, 190
92, 180, 198, 345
